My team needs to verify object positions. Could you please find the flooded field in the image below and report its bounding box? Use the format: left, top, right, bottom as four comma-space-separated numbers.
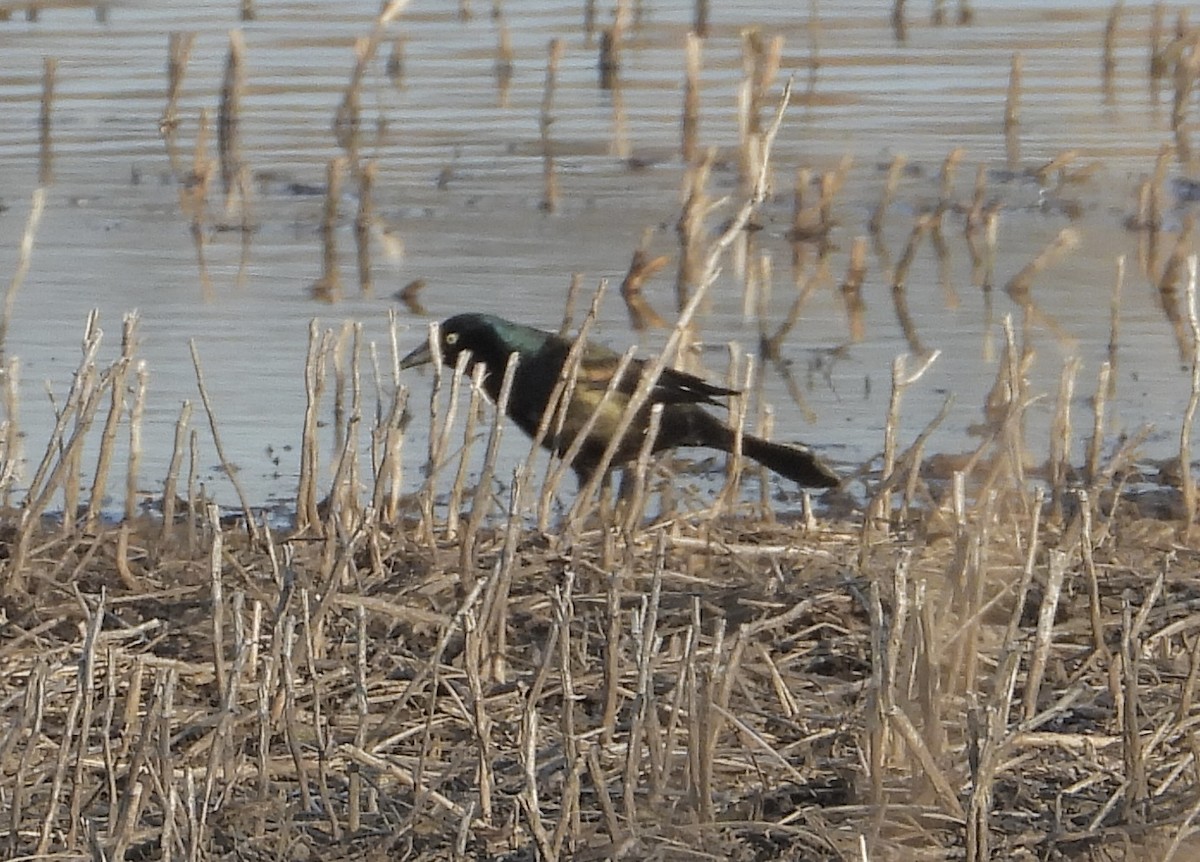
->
0, 0, 1195, 512
7, 3, 1200, 860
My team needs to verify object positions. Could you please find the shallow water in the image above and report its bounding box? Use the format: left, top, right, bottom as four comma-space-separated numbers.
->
0, 0, 1195, 514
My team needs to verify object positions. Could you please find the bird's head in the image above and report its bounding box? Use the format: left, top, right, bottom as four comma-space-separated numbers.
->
399, 313, 517, 376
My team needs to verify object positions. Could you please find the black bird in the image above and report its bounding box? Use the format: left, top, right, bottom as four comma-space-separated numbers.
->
400, 313, 840, 488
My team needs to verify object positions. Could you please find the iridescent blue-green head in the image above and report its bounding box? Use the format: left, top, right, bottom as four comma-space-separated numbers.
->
400, 313, 549, 376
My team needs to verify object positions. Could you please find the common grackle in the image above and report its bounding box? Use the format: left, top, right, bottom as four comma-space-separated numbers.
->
400, 313, 840, 488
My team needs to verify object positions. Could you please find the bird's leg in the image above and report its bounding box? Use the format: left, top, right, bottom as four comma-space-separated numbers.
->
597, 470, 615, 525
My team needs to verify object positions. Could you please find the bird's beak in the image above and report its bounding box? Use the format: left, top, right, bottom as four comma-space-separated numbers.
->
399, 340, 434, 370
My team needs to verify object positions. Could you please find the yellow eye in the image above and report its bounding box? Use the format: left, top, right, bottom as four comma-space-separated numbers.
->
445, 332, 459, 346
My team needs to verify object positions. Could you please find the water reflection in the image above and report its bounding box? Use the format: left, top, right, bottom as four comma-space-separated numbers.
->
0, 0, 1195, 510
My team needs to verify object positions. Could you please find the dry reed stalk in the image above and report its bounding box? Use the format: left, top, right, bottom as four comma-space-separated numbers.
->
331, 322, 352, 467
8, 315, 105, 584
338, 0, 414, 135
347, 604, 366, 834
533, 284, 605, 528
296, 323, 326, 531
464, 610, 498, 824
934, 147, 965, 230
557, 272, 584, 336
550, 573, 582, 857
62, 421, 84, 535
869, 154, 906, 235
892, 212, 932, 290
0, 187, 46, 355
1102, 2, 1122, 101
598, 9, 622, 90
218, 30, 246, 212
126, 360, 148, 522
539, 39, 565, 213
1149, 143, 1174, 233
85, 315, 138, 531
1005, 227, 1081, 305
335, 37, 368, 160
458, 354, 519, 578
717, 351, 754, 513
965, 163, 987, 233
446, 363, 486, 537
619, 402, 663, 536
1149, 2, 1167, 79
39, 57, 56, 184
1048, 358, 1081, 522
385, 35, 406, 89
1086, 361, 1111, 485
189, 340, 258, 540
7, 660, 46, 851
1180, 256, 1200, 536
66, 588, 104, 849
1107, 255, 1125, 396
548, 345, 637, 522
520, 711, 555, 859
675, 150, 713, 309
1172, 29, 1200, 134
483, 468, 528, 684
623, 533, 665, 824
367, 321, 410, 521
599, 569, 624, 747
161, 32, 195, 135
187, 428, 200, 551
36, 589, 101, 856
789, 167, 814, 239
682, 33, 702, 165
1004, 52, 1022, 130
620, 232, 669, 330
898, 394, 953, 521
312, 157, 345, 301
841, 236, 868, 341
692, 0, 709, 37
0, 357, 20, 507
324, 324, 365, 526
1074, 489, 1106, 657
741, 30, 783, 138
416, 330, 463, 541
865, 578, 890, 813
1158, 214, 1195, 298
864, 350, 940, 544
491, 22, 514, 107
355, 160, 376, 295
208, 503, 227, 698
891, 0, 907, 40
1022, 549, 1067, 722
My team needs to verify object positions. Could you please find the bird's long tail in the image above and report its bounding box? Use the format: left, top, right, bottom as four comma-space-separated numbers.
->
674, 408, 840, 488
740, 434, 841, 488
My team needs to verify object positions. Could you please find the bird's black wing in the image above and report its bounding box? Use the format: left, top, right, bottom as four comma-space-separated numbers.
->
574, 342, 737, 406
652, 366, 738, 406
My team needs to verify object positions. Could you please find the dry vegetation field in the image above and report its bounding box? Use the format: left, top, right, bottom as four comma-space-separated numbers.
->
5, 0, 1200, 860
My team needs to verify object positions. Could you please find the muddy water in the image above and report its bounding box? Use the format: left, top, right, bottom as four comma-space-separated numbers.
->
0, 1, 1193, 514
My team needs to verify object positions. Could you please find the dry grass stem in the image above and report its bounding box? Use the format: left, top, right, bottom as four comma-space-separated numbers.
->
541, 38, 565, 212
161, 31, 195, 136
0, 188, 46, 356
869, 154, 906, 235
1180, 255, 1200, 535
218, 30, 246, 213
189, 340, 258, 540
39, 57, 56, 184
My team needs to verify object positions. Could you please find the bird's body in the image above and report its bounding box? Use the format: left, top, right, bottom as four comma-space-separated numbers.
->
400, 313, 840, 488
